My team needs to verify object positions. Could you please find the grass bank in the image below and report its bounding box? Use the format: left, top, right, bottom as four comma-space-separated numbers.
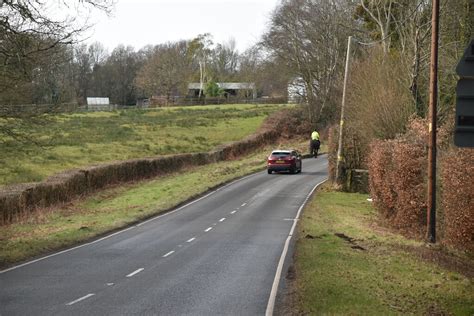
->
0, 104, 286, 186
0, 138, 316, 268
292, 185, 474, 315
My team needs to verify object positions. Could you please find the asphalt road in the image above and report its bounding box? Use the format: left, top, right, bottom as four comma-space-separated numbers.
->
0, 156, 328, 316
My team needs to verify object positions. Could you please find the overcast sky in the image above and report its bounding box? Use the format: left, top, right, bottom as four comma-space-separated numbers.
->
84, 0, 281, 53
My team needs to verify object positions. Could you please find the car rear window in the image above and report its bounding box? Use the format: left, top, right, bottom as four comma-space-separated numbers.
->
271, 151, 291, 157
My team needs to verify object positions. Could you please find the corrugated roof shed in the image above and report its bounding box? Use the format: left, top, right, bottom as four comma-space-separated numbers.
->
86, 97, 110, 105
188, 83, 255, 90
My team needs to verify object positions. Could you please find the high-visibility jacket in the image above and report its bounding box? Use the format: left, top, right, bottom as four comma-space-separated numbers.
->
311, 131, 320, 141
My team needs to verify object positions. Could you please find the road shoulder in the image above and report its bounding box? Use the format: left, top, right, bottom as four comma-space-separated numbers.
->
281, 184, 474, 315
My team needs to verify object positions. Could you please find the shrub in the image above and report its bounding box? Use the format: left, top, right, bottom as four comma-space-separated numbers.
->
367, 118, 428, 236
346, 48, 415, 141
391, 141, 427, 234
368, 140, 397, 219
332, 48, 415, 188
441, 148, 474, 251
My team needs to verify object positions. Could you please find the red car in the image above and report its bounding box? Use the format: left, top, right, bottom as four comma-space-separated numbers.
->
267, 150, 302, 174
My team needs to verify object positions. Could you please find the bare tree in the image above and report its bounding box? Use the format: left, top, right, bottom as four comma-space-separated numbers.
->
210, 38, 239, 81
0, 0, 113, 143
0, 0, 113, 98
102, 45, 140, 105
135, 41, 193, 103
189, 34, 213, 98
238, 45, 291, 98
263, 0, 356, 123
357, 0, 395, 53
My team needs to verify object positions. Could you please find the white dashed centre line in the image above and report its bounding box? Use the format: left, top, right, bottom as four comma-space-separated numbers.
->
219, 218, 226, 222
126, 268, 144, 278
231, 210, 237, 214
66, 293, 95, 306
187, 237, 196, 243
205, 227, 213, 232
241, 203, 247, 207
163, 251, 175, 258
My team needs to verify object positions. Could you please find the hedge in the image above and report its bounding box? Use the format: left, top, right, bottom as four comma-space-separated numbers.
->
0, 109, 295, 225
441, 148, 474, 251
367, 118, 428, 237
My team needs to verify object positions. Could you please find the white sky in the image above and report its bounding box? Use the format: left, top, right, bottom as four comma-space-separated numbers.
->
84, 0, 281, 53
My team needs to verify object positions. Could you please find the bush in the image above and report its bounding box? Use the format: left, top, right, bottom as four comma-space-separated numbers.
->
368, 140, 397, 218
441, 148, 474, 251
367, 118, 428, 236
391, 141, 427, 234
332, 48, 415, 188
346, 48, 415, 141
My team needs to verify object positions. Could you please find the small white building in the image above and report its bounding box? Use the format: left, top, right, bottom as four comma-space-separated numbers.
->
86, 97, 114, 111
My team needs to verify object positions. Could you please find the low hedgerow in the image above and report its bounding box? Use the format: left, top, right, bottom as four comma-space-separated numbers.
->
368, 140, 396, 218
441, 148, 474, 251
0, 109, 295, 225
368, 118, 428, 237
391, 141, 427, 234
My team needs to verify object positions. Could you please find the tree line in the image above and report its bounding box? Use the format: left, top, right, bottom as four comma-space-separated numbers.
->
263, 0, 472, 126
1, 30, 289, 106
1, 0, 472, 137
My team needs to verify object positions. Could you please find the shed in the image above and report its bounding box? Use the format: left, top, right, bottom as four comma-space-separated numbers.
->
188, 82, 257, 99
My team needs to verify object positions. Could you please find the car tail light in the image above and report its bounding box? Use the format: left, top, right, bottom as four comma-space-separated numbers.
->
268, 154, 294, 164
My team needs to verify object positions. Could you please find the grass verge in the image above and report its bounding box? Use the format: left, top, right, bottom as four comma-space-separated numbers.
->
292, 184, 474, 315
0, 138, 319, 268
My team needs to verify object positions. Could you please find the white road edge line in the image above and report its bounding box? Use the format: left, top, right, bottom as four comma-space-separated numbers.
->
265, 178, 327, 316
66, 293, 95, 306
126, 268, 144, 278
163, 251, 175, 258
186, 237, 196, 243
0, 173, 258, 274
204, 227, 213, 232
219, 218, 226, 222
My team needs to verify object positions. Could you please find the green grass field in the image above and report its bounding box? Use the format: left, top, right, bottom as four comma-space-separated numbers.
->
0, 104, 287, 186
294, 186, 474, 315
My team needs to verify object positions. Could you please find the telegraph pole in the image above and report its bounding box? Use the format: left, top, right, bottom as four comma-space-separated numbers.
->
335, 36, 352, 185
427, 0, 440, 243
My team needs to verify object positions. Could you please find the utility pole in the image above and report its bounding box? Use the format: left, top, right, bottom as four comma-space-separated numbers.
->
335, 36, 352, 184
427, 0, 440, 243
